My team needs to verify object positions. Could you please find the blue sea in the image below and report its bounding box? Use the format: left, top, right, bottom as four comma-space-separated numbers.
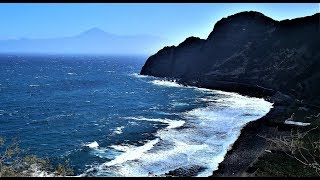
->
0, 54, 273, 177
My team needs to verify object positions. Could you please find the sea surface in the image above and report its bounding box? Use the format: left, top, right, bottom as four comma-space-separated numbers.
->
0, 54, 273, 176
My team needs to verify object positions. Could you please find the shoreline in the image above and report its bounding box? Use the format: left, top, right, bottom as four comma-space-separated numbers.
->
174, 78, 291, 177
152, 77, 319, 177
146, 76, 290, 177
210, 106, 280, 176
204, 84, 292, 176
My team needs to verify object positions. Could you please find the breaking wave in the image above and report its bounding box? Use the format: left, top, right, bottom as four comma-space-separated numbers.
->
82, 81, 273, 177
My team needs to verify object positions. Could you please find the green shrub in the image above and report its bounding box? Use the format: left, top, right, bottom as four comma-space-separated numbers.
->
0, 136, 74, 177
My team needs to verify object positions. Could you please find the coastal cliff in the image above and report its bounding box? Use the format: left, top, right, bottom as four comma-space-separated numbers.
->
141, 11, 320, 176
141, 11, 320, 105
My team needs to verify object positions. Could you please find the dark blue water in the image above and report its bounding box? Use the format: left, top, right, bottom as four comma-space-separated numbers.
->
0, 54, 272, 176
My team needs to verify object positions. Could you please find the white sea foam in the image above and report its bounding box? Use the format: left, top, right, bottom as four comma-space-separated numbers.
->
29, 84, 40, 87
123, 116, 185, 129
149, 79, 250, 99
84, 141, 99, 149
82, 78, 273, 177
130, 73, 149, 78
155, 111, 175, 115
91, 148, 114, 159
148, 79, 249, 99
67, 72, 76, 75
113, 126, 125, 135
105, 138, 160, 167
109, 144, 136, 152
170, 102, 189, 107
151, 80, 185, 88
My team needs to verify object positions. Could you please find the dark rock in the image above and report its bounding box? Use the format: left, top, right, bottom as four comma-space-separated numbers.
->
298, 107, 309, 112
165, 165, 206, 177
141, 11, 320, 105
140, 11, 320, 177
270, 91, 294, 105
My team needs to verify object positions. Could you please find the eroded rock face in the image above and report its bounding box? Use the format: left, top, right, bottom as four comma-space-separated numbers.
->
141, 11, 320, 104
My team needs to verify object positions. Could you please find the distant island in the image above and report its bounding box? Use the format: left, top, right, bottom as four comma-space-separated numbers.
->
141, 11, 320, 176
0, 27, 166, 55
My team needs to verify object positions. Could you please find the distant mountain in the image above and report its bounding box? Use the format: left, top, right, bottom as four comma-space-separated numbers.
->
0, 28, 167, 55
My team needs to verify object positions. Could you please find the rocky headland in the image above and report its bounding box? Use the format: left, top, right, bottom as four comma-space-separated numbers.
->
140, 11, 320, 176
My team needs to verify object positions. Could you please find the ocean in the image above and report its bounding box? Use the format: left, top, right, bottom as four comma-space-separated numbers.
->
0, 54, 273, 177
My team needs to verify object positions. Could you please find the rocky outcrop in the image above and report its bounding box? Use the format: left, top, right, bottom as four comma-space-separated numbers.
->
141, 11, 320, 105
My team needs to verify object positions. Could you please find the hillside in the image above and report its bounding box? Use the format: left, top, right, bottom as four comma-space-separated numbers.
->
141, 11, 320, 106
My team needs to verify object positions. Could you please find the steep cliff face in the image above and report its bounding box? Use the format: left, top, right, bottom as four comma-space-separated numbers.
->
141, 11, 320, 104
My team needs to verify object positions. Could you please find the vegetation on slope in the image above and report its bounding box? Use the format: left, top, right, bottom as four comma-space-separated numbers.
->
0, 136, 74, 177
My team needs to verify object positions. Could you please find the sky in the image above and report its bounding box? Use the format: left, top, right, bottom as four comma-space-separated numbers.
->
0, 3, 318, 46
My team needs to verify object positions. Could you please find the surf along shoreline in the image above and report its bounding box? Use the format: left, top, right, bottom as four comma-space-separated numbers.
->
147, 76, 293, 177
179, 78, 297, 177
138, 11, 320, 177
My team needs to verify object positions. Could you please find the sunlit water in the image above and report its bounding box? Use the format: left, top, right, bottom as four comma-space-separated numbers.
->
0, 55, 273, 176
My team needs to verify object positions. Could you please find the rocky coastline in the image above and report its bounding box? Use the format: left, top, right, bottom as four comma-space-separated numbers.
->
140, 11, 320, 176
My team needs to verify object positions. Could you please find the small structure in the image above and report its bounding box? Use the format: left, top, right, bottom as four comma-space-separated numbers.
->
284, 113, 311, 126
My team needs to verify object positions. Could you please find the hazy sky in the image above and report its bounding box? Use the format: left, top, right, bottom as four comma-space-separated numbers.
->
0, 3, 318, 46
